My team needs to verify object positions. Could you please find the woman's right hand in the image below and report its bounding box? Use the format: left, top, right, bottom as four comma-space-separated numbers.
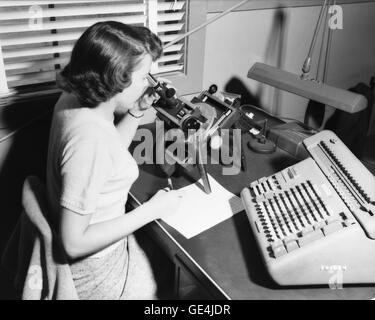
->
146, 189, 185, 220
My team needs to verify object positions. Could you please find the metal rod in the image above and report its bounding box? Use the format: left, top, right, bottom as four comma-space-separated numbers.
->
323, 0, 335, 83
301, 0, 329, 78
195, 135, 211, 194
164, 0, 251, 49
316, 0, 330, 81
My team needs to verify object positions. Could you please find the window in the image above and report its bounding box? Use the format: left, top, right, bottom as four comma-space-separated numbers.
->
0, 0, 190, 98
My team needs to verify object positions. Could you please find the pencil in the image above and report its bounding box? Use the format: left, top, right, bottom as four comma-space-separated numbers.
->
167, 178, 174, 190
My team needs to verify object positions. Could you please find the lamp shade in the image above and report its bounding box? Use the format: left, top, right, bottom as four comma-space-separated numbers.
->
248, 62, 367, 113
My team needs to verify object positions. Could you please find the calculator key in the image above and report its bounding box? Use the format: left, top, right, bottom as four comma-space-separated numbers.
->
322, 220, 344, 236
272, 243, 287, 258
284, 240, 299, 252
298, 229, 324, 247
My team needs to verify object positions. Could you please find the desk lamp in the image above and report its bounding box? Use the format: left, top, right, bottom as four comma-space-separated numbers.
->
247, 0, 367, 114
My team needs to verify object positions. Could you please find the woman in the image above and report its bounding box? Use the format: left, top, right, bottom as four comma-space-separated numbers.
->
46, 21, 184, 299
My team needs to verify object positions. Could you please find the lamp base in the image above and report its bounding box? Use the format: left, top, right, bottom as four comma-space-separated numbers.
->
248, 136, 276, 154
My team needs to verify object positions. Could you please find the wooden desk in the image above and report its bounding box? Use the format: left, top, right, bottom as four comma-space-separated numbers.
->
128, 108, 375, 300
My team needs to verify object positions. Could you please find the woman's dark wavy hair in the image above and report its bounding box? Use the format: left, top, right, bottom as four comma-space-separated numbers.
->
58, 21, 163, 108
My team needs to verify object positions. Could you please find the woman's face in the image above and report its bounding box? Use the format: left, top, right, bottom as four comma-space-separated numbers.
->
115, 54, 153, 110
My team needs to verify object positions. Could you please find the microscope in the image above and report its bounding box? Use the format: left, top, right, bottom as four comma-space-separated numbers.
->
147, 74, 240, 194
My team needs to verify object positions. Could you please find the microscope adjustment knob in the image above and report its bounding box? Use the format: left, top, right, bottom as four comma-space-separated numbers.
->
208, 84, 218, 95
166, 87, 176, 99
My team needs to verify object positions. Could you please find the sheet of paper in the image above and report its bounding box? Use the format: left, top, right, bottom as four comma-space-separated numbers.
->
162, 175, 244, 239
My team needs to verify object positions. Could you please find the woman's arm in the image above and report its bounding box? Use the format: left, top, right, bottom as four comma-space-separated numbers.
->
60, 189, 184, 260
116, 90, 159, 149
115, 110, 145, 149
57, 128, 183, 260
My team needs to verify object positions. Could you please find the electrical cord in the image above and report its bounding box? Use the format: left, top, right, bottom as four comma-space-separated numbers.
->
0, 100, 16, 129
271, 127, 318, 136
0, 110, 51, 144
0, 87, 61, 130
239, 104, 318, 135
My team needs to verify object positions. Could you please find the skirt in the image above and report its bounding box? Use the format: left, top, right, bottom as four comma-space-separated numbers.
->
69, 233, 159, 300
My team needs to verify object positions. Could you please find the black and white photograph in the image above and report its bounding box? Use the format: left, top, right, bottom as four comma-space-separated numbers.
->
0, 0, 375, 304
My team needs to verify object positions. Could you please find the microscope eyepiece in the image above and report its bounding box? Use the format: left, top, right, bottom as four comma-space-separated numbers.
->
147, 73, 178, 109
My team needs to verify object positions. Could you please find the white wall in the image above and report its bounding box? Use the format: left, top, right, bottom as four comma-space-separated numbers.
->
202, 2, 375, 123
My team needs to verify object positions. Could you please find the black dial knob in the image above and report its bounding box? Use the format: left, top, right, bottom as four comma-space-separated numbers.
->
208, 84, 218, 94
166, 87, 176, 99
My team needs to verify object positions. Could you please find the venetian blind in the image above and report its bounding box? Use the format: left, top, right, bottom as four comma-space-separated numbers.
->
0, 0, 187, 95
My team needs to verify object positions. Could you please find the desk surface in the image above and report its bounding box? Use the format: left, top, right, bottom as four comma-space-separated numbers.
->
129, 108, 375, 300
